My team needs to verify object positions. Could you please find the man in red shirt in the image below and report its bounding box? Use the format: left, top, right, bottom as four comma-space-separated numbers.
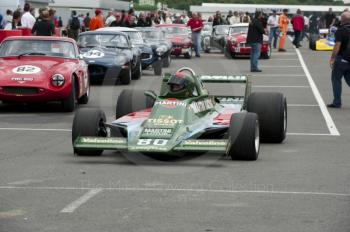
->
291, 9, 304, 48
187, 12, 203, 57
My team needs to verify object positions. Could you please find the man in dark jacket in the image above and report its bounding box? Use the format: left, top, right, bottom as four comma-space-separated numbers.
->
136, 12, 150, 27
247, 11, 265, 72
213, 11, 225, 26
31, 10, 55, 36
328, 11, 350, 108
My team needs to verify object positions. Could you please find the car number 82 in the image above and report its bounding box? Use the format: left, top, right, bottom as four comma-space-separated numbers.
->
137, 139, 168, 146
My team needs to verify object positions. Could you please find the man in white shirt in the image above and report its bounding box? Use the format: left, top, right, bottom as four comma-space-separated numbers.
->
302, 15, 310, 41
267, 10, 279, 49
229, 11, 241, 25
21, 3, 36, 29
105, 10, 116, 27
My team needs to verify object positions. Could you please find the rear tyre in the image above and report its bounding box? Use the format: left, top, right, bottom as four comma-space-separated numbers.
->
226, 112, 260, 161
247, 92, 287, 143
154, 59, 162, 76
72, 108, 107, 156
163, 54, 171, 67
132, 60, 142, 80
116, 89, 155, 119
120, 64, 131, 85
62, 80, 76, 112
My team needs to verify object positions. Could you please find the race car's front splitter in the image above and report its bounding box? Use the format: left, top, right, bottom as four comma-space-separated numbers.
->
74, 136, 228, 153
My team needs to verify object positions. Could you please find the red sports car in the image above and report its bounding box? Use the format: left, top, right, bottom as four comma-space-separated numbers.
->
0, 36, 90, 112
156, 24, 192, 59
225, 23, 271, 59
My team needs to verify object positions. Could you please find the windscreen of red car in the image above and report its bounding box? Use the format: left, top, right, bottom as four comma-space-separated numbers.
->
0, 40, 76, 59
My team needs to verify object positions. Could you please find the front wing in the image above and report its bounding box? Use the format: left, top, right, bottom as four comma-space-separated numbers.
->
74, 137, 228, 153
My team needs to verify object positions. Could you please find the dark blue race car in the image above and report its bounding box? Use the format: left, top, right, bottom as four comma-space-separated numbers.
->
78, 31, 142, 85
136, 27, 172, 69
98, 27, 165, 76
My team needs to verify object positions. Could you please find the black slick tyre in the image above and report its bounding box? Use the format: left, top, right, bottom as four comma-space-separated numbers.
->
247, 92, 287, 143
226, 112, 260, 161
72, 108, 107, 156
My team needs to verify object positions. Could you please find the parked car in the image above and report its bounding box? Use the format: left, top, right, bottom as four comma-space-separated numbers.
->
0, 36, 90, 112
225, 23, 271, 59
211, 25, 230, 52
156, 24, 193, 59
201, 22, 213, 53
98, 27, 163, 75
78, 31, 141, 85
137, 27, 173, 69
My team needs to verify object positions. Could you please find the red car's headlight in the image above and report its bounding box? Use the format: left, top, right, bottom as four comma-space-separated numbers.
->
51, 74, 65, 87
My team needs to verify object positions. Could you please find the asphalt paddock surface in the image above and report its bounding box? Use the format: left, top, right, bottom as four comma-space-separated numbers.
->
1, 39, 350, 232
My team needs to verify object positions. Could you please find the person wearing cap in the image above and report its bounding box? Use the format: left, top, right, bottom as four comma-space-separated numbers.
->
89, 9, 104, 31
267, 10, 279, 49
31, 10, 55, 36
278, 9, 289, 52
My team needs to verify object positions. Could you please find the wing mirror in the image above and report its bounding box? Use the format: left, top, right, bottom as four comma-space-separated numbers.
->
144, 90, 157, 101
78, 54, 84, 60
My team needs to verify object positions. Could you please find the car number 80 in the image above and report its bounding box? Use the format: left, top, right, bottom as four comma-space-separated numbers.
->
137, 139, 168, 146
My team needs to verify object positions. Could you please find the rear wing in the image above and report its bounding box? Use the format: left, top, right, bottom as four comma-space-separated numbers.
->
199, 75, 252, 108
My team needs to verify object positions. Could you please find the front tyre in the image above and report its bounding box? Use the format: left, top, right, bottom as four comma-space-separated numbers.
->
226, 112, 260, 161
247, 92, 287, 143
132, 60, 142, 80
163, 53, 171, 67
72, 108, 107, 156
120, 63, 132, 85
154, 59, 162, 76
62, 81, 76, 112
78, 84, 90, 104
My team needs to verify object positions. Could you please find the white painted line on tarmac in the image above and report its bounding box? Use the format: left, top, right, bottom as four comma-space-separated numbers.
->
294, 46, 340, 136
287, 132, 336, 136
266, 58, 298, 61
252, 74, 305, 77
60, 188, 103, 213
253, 85, 309, 88
0, 128, 71, 132
8, 179, 46, 186
288, 104, 319, 107
259, 65, 302, 68
0, 185, 349, 198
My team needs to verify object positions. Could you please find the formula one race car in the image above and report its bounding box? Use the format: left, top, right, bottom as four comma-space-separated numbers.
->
72, 67, 287, 160
78, 31, 141, 85
309, 27, 337, 51
0, 36, 90, 112
225, 23, 271, 59
156, 24, 193, 59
